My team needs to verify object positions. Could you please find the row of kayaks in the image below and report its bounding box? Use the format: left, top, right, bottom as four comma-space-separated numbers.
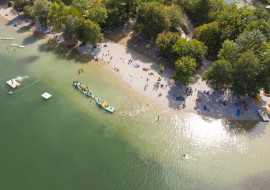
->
11, 44, 25, 48
73, 82, 116, 113
0, 37, 13, 40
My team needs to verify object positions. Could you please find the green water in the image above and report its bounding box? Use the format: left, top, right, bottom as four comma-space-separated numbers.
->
1, 17, 270, 190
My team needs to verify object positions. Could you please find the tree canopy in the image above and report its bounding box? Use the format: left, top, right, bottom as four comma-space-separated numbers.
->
173, 56, 196, 84
32, 0, 51, 28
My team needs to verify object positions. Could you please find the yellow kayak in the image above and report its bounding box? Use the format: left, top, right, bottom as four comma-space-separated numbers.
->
11, 44, 25, 48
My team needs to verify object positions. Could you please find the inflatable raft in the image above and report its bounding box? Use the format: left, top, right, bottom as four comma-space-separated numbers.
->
73, 82, 116, 113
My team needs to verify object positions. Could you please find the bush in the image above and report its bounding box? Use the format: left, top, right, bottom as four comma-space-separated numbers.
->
7, 1, 12, 7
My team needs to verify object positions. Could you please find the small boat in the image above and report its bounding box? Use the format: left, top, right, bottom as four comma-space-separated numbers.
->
0, 37, 13, 40
258, 109, 269, 122
252, 94, 261, 103
237, 109, 240, 117
11, 44, 25, 48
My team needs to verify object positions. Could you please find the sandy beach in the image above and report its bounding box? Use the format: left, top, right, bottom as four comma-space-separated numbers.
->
1, 5, 269, 120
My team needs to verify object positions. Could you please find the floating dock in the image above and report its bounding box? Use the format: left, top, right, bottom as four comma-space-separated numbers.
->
41, 92, 52, 99
6, 79, 20, 88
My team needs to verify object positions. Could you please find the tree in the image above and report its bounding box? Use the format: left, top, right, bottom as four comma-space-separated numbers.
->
158, 64, 164, 75
235, 29, 267, 54
47, 2, 67, 30
172, 56, 196, 84
231, 52, 260, 96
23, 5, 35, 22
104, 0, 125, 24
218, 39, 238, 64
76, 20, 104, 45
141, 4, 170, 38
196, 21, 220, 52
244, 19, 270, 42
63, 6, 83, 18
32, 0, 51, 28
156, 31, 181, 62
202, 60, 232, 91
173, 37, 206, 65
62, 15, 78, 39
194, 0, 211, 26
72, 0, 89, 12
165, 4, 184, 28
14, 0, 28, 12
88, 5, 108, 24
257, 49, 270, 93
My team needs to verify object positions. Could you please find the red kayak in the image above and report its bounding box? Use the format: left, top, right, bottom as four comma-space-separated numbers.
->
67, 43, 76, 48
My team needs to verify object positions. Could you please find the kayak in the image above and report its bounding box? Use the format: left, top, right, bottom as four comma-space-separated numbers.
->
237, 109, 240, 117
11, 44, 25, 48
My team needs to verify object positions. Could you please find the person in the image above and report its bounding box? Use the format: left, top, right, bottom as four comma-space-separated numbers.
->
7, 46, 8, 49
147, 104, 149, 107
146, 78, 149, 81
11, 79, 13, 84
183, 154, 185, 157
90, 101, 92, 103
81, 68, 84, 72
14, 48, 15, 51
157, 116, 159, 121
78, 69, 80, 74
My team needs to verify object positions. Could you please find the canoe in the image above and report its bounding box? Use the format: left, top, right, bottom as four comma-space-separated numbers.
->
0, 37, 13, 40
11, 44, 25, 48
237, 109, 240, 117
252, 94, 261, 103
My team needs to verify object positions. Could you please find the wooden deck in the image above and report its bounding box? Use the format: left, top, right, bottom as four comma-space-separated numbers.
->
6, 79, 20, 88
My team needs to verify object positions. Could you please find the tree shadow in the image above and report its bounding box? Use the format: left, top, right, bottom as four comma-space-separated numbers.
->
21, 32, 46, 46
37, 39, 100, 64
237, 170, 270, 190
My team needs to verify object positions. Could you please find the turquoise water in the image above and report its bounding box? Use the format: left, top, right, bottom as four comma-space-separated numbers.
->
1, 17, 270, 189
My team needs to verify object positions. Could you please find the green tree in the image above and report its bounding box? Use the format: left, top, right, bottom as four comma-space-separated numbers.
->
62, 0, 73, 6
76, 20, 104, 45
88, 5, 108, 24
23, 5, 35, 22
218, 39, 238, 64
47, 2, 67, 30
244, 19, 270, 42
158, 64, 164, 75
257, 49, 270, 93
32, 0, 51, 28
173, 56, 196, 84
231, 52, 260, 96
196, 21, 220, 52
62, 15, 78, 39
63, 6, 83, 18
141, 4, 170, 38
194, 0, 211, 26
156, 31, 181, 61
165, 4, 183, 28
202, 60, 232, 91
173, 37, 206, 65
104, 0, 125, 24
235, 29, 267, 54
72, 0, 89, 12
14, 0, 29, 12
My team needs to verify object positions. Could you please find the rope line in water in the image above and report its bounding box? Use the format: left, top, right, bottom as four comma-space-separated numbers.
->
0, 67, 28, 81
0, 83, 9, 93
12, 79, 41, 93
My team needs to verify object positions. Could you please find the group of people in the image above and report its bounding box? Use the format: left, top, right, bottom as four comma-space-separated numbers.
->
78, 68, 84, 74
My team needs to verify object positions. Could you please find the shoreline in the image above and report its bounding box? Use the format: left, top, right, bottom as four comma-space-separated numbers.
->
0, 6, 268, 121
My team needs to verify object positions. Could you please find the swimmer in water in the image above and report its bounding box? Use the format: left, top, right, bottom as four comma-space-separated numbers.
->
122, 112, 125, 115
90, 101, 92, 103
183, 154, 185, 157
157, 116, 159, 121
147, 104, 149, 107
